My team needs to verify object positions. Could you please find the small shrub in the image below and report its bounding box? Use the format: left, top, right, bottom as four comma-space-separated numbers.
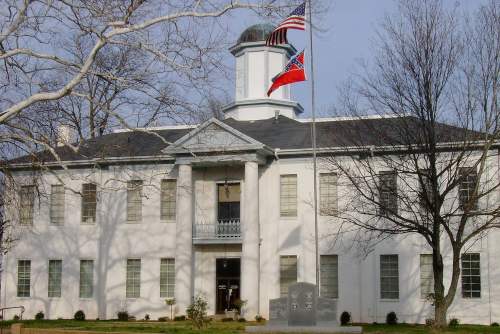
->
158, 317, 168, 322
386, 311, 398, 325
174, 315, 187, 321
340, 311, 351, 325
74, 310, 86, 321
425, 317, 435, 327
238, 318, 246, 322
491, 322, 499, 327
35, 310, 45, 320
255, 315, 264, 323
448, 316, 460, 326
186, 293, 212, 329
166, 298, 176, 320
144, 314, 150, 321
117, 310, 130, 322
221, 318, 233, 322
13, 315, 20, 321
234, 299, 248, 310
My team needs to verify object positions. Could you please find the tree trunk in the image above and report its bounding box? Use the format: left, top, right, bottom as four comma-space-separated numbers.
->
434, 303, 447, 327
432, 250, 447, 327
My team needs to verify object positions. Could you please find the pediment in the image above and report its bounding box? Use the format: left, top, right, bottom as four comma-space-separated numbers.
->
163, 118, 264, 155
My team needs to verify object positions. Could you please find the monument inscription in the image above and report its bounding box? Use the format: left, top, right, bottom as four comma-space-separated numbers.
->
288, 283, 317, 326
267, 282, 338, 327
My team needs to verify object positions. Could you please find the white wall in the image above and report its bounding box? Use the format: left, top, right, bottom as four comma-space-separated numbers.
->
2, 153, 500, 324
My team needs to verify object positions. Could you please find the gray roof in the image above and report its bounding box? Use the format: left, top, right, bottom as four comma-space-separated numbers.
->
10, 115, 482, 165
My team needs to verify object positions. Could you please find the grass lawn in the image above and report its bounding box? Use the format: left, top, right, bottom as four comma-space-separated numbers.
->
1, 320, 500, 333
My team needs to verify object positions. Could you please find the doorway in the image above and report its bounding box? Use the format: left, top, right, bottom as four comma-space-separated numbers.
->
216, 258, 241, 313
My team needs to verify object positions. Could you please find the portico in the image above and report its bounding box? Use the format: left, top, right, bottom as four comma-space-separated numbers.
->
164, 118, 269, 318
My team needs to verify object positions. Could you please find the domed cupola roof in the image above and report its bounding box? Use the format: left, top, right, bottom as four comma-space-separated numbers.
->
237, 24, 276, 44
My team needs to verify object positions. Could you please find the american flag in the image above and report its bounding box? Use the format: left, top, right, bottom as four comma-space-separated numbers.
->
266, 3, 306, 46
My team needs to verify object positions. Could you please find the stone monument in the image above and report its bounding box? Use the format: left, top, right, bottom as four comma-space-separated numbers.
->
246, 282, 362, 333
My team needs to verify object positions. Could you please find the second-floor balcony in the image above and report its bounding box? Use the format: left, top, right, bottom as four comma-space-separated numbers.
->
192, 220, 242, 244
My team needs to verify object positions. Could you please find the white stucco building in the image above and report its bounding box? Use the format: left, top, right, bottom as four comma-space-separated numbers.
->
2, 24, 500, 325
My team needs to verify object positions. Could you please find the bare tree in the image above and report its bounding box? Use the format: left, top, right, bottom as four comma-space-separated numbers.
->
0, 0, 332, 259
325, 0, 500, 327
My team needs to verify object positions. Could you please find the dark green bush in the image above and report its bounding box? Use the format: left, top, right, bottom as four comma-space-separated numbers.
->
144, 314, 150, 321
386, 311, 398, 325
117, 310, 130, 322
238, 318, 246, 322
340, 311, 351, 325
158, 316, 168, 322
174, 315, 187, 321
221, 318, 233, 322
448, 317, 460, 326
74, 310, 86, 321
491, 322, 499, 327
35, 310, 45, 320
255, 315, 264, 323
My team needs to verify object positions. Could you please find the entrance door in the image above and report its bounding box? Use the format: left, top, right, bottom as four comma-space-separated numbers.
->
216, 258, 241, 313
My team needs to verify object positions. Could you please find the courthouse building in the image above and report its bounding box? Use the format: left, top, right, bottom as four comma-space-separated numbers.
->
2, 24, 500, 324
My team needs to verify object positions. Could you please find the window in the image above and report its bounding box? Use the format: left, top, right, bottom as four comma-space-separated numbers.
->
320, 255, 338, 299
160, 258, 175, 298
81, 184, 97, 223
380, 255, 399, 299
379, 172, 397, 215
420, 254, 434, 299
50, 185, 65, 225
17, 260, 31, 297
19, 186, 34, 226
127, 180, 143, 221
126, 259, 141, 298
280, 175, 297, 217
79, 260, 93, 298
459, 168, 478, 210
418, 169, 433, 212
161, 180, 177, 220
462, 253, 481, 298
48, 260, 62, 298
320, 173, 338, 216
280, 255, 297, 297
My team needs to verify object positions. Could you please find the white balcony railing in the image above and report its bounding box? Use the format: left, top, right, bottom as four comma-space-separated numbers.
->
193, 220, 241, 238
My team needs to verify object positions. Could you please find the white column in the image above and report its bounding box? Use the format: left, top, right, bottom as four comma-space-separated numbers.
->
241, 161, 260, 318
175, 163, 193, 315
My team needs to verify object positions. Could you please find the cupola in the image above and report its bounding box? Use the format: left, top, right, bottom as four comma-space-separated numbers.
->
222, 24, 304, 121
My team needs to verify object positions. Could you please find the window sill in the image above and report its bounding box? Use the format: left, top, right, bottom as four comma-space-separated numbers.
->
160, 220, 176, 223
461, 298, 482, 302
279, 217, 298, 220
126, 221, 142, 224
81, 222, 96, 225
380, 299, 399, 302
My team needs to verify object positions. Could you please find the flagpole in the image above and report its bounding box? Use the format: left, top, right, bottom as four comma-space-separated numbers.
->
308, 0, 320, 297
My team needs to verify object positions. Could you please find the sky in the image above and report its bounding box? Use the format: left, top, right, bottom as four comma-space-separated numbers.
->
227, 0, 488, 119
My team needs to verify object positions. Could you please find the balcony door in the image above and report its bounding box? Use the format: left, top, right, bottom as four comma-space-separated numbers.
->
218, 183, 240, 223
216, 258, 241, 313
